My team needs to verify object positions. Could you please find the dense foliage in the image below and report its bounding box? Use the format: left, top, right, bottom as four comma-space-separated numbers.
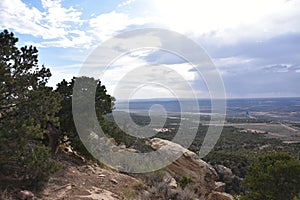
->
0, 30, 126, 189
55, 77, 115, 157
0, 30, 118, 187
241, 153, 300, 200
0, 30, 61, 186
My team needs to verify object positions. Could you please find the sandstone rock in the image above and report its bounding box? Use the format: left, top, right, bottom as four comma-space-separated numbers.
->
108, 137, 117, 145
163, 173, 178, 189
168, 177, 178, 189
18, 190, 34, 200
86, 165, 96, 174
206, 191, 234, 200
76, 187, 118, 200
65, 185, 72, 190
150, 138, 218, 196
127, 148, 137, 153
88, 131, 99, 140
110, 178, 118, 184
214, 165, 234, 179
215, 182, 225, 192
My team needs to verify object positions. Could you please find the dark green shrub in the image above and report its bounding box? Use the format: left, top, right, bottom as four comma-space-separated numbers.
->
241, 152, 300, 200
0, 30, 61, 187
178, 176, 193, 189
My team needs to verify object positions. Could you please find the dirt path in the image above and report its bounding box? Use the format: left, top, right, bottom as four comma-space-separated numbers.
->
38, 152, 144, 200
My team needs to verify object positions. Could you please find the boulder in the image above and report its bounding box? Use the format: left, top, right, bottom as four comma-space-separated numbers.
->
206, 191, 234, 200
215, 182, 225, 192
214, 165, 234, 179
163, 172, 178, 189
18, 190, 34, 200
168, 177, 177, 189
150, 138, 218, 196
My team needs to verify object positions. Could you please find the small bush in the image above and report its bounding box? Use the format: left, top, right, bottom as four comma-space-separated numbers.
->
1, 142, 60, 187
178, 176, 193, 189
0, 188, 13, 200
139, 182, 196, 200
123, 188, 136, 199
137, 171, 197, 200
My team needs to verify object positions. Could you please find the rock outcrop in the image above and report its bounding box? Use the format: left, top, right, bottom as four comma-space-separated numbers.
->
150, 138, 233, 200
18, 190, 34, 200
206, 191, 234, 200
163, 172, 178, 189
214, 164, 235, 179
215, 182, 226, 192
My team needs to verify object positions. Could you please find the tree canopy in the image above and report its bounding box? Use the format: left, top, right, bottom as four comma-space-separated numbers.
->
0, 30, 61, 185
55, 77, 115, 157
0, 29, 118, 187
241, 152, 300, 200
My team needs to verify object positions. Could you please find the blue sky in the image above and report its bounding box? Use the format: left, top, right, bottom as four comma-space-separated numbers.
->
0, 0, 300, 99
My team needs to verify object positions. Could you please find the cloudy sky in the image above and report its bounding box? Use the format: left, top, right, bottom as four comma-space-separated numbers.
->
1, 0, 300, 99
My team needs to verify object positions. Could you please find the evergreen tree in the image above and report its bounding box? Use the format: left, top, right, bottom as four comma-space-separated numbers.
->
241, 152, 300, 200
0, 30, 61, 186
55, 77, 114, 157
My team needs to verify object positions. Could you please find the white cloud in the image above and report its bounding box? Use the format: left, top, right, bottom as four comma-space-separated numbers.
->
212, 57, 255, 76
98, 51, 198, 99
88, 11, 155, 42
0, 0, 45, 37
100, 53, 149, 86
87, 0, 300, 47
26, 30, 93, 48
117, 0, 136, 8
85, 0, 300, 48
0, 0, 91, 48
89, 11, 130, 41
2, 0, 299, 48
48, 64, 80, 88
151, 0, 300, 44
2, 0, 299, 98
213, 57, 253, 68
164, 63, 196, 82
130, 85, 175, 99
41, 0, 83, 29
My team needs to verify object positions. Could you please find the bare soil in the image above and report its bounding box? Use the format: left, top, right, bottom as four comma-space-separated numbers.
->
1, 150, 145, 200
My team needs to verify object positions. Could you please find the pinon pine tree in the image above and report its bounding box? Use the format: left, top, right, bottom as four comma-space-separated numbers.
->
0, 30, 61, 186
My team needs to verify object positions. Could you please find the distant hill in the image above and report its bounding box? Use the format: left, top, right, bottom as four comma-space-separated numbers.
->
115, 97, 300, 122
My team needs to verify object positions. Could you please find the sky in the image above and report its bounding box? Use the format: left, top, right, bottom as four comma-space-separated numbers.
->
0, 0, 300, 99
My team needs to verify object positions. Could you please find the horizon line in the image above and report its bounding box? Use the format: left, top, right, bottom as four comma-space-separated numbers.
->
115, 96, 300, 102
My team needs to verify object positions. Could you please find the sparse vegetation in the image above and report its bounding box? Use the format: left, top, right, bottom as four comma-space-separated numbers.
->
0, 188, 13, 200
178, 176, 193, 189
137, 171, 197, 200
125, 113, 300, 196
123, 188, 136, 199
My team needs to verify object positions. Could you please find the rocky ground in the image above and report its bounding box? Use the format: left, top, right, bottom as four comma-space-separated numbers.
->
1, 138, 234, 200
40, 155, 144, 199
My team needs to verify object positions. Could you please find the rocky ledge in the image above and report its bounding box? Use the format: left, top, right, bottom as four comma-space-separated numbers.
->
150, 138, 234, 200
